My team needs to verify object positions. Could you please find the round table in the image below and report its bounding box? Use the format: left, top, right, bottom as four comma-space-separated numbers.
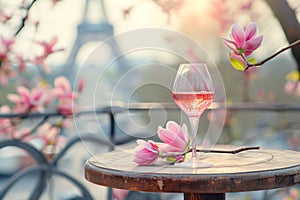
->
84, 145, 300, 200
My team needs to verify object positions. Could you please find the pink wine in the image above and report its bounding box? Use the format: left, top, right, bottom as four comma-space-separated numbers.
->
173, 92, 214, 118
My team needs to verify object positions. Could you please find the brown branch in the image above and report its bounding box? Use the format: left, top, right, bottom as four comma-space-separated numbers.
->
199, 146, 260, 154
245, 39, 300, 71
160, 146, 260, 158
15, 0, 37, 36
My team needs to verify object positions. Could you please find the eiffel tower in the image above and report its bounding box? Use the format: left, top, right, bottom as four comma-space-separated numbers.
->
61, 0, 128, 78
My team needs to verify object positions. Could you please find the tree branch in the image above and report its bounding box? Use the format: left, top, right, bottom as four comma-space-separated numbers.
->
245, 39, 300, 71
15, 0, 37, 36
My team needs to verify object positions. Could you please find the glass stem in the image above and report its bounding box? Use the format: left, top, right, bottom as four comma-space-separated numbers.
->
189, 117, 200, 158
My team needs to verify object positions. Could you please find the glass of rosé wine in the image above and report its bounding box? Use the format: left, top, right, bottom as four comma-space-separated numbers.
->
172, 63, 214, 168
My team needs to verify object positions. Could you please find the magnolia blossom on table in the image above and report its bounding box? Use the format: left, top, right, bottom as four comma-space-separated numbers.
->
133, 139, 160, 165
133, 121, 190, 165
158, 121, 190, 153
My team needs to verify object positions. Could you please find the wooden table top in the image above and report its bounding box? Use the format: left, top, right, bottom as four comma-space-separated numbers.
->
84, 145, 300, 194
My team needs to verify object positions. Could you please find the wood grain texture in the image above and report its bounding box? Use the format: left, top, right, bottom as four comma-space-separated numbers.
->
184, 193, 225, 200
85, 145, 300, 194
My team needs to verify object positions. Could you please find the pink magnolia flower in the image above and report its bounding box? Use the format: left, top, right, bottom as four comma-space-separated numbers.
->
53, 76, 81, 115
223, 22, 263, 56
0, 105, 13, 136
157, 121, 190, 153
53, 76, 77, 99
25, 123, 66, 150
38, 36, 64, 56
133, 139, 160, 165
32, 36, 64, 73
36, 123, 66, 147
7, 85, 51, 113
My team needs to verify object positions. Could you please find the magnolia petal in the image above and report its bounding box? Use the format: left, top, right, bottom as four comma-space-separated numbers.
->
138, 153, 158, 161
231, 24, 245, 48
244, 35, 263, 51
162, 145, 185, 153
17, 86, 32, 104
244, 50, 255, 57
166, 121, 184, 141
223, 38, 238, 51
49, 36, 58, 47
17, 86, 30, 97
134, 148, 159, 165
145, 140, 158, 152
133, 156, 158, 165
32, 89, 44, 101
158, 129, 187, 150
245, 22, 257, 40
135, 139, 158, 153
134, 148, 157, 157
54, 76, 71, 91
136, 139, 145, 145
7, 94, 20, 103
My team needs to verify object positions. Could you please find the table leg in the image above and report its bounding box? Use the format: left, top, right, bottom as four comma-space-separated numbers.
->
184, 193, 225, 200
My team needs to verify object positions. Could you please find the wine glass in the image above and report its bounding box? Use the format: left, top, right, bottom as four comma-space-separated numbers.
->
172, 63, 214, 168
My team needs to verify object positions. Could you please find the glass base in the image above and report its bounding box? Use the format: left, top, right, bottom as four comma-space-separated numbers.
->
174, 157, 213, 168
